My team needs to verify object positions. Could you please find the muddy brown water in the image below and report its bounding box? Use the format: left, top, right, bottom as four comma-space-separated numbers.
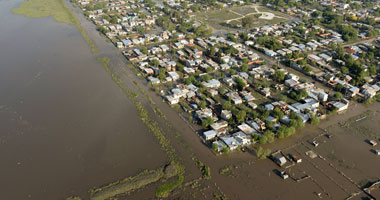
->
0, 0, 167, 199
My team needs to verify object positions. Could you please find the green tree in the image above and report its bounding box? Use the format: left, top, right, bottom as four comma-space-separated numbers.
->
259, 135, 268, 144
212, 143, 218, 152
198, 100, 207, 109
334, 92, 343, 99
236, 110, 246, 123
157, 68, 166, 80
241, 63, 249, 72
235, 77, 246, 90
310, 114, 320, 125
223, 101, 232, 110
202, 117, 214, 127
264, 130, 275, 143
274, 70, 285, 82
241, 16, 254, 28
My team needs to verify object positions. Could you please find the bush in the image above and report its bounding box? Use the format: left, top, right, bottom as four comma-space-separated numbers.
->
310, 114, 320, 125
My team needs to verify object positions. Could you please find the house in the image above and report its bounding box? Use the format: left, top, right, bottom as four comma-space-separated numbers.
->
369, 140, 378, 146
308, 54, 322, 62
212, 140, 226, 152
226, 91, 243, 105
240, 91, 255, 101
233, 131, 251, 145
238, 123, 255, 135
319, 53, 332, 62
165, 95, 179, 105
147, 76, 160, 85
265, 49, 277, 57
220, 136, 240, 150
247, 102, 258, 109
221, 110, 232, 120
331, 98, 349, 112
210, 121, 228, 135
348, 87, 360, 97
195, 108, 213, 120
285, 79, 298, 87
274, 155, 287, 166
203, 130, 217, 140
260, 88, 271, 97
203, 79, 221, 88
289, 154, 302, 163
167, 71, 180, 81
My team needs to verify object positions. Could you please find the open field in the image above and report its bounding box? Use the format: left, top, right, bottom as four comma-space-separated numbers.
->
193, 4, 291, 32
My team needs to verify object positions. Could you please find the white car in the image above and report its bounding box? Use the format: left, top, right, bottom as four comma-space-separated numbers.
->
312, 141, 319, 147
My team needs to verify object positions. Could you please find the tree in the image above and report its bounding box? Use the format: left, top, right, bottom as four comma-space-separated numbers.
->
303, 66, 312, 73
198, 100, 207, 109
194, 25, 213, 37
334, 92, 343, 99
202, 117, 214, 127
299, 89, 308, 100
264, 130, 275, 143
274, 70, 285, 82
181, 1, 188, 9
157, 68, 166, 80
136, 26, 146, 35
256, 146, 264, 158
259, 135, 268, 144
222, 146, 230, 153
236, 110, 246, 123
310, 114, 320, 125
97, 26, 109, 34
241, 16, 254, 28
110, 15, 118, 24
235, 77, 246, 90
256, 146, 271, 159
241, 63, 249, 72
341, 66, 349, 74
151, 59, 160, 67
223, 101, 232, 110
212, 143, 218, 152
141, 46, 148, 55
273, 107, 284, 120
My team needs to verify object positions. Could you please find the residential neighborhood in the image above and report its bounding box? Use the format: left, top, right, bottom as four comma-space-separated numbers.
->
73, 0, 380, 154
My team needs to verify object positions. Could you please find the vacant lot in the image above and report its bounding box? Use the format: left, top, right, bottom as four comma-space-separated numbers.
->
193, 4, 290, 31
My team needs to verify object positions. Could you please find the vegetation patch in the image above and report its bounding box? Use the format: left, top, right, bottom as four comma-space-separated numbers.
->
12, 0, 98, 53
155, 175, 184, 198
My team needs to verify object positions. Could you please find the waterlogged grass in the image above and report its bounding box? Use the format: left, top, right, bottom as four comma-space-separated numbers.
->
155, 175, 184, 198
12, 0, 98, 53
65, 197, 82, 200
90, 169, 164, 200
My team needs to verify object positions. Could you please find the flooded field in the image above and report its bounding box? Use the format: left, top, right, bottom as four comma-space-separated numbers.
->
0, 0, 167, 199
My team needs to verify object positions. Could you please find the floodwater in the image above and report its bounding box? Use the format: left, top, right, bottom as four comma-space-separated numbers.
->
0, 0, 166, 199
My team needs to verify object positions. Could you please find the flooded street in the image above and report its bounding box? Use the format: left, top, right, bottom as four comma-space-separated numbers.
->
0, 0, 166, 199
